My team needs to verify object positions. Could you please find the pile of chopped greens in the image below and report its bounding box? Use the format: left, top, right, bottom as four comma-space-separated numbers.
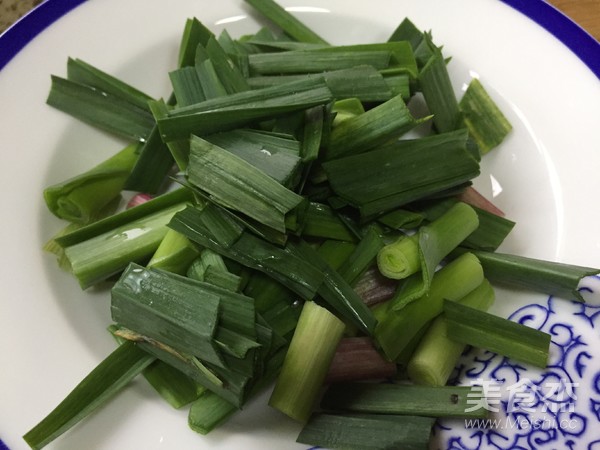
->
26, 0, 599, 449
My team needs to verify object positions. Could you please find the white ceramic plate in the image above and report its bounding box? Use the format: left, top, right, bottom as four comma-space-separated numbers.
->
1, 1, 599, 449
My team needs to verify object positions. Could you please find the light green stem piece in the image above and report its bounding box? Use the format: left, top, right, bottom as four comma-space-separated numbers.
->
269, 301, 345, 422
374, 252, 483, 361
44, 143, 139, 224
377, 235, 419, 280
147, 228, 200, 275
407, 279, 495, 386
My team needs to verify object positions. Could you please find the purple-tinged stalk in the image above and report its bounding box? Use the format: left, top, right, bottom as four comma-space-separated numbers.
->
325, 337, 396, 383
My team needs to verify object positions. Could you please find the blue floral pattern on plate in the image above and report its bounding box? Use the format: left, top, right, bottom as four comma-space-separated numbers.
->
434, 276, 600, 450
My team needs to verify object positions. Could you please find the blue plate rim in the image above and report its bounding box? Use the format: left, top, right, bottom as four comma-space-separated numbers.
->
0, 0, 88, 71
0, 0, 598, 77
0, 1, 596, 449
499, 0, 599, 79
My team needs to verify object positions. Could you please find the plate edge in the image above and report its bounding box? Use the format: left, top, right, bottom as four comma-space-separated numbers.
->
499, 0, 600, 79
0, 0, 599, 77
0, 0, 89, 71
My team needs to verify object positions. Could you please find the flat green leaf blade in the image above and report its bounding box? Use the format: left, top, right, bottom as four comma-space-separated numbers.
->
323, 65, 395, 102
169, 206, 325, 300
418, 43, 460, 133
462, 206, 515, 251
302, 202, 356, 242
187, 202, 245, 249
248, 50, 391, 75
215, 328, 260, 360
470, 250, 600, 302
178, 18, 215, 68
110, 325, 205, 409
378, 208, 425, 230
141, 361, 205, 409
47, 76, 155, 142
67, 58, 154, 112
228, 129, 301, 155
289, 240, 378, 335
188, 254, 242, 293
297, 414, 434, 450
187, 136, 304, 233
175, 273, 257, 339
459, 77, 512, 154
324, 94, 421, 160
158, 94, 332, 141
123, 123, 175, 194
195, 59, 228, 100
384, 73, 411, 100
244, 0, 329, 45
322, 383, 488, 418
205, 37, 251, 94
324, 129, 480, 216
205, 130, 302, 187
444, 300, 551, 368
23, 342, 154, 450
336, 227, 384, 286
133, 340, 247, 408
243, 272, 301, 338
157, 78, 333, 141
188, 345, 288, 434
111, 264, 224, 367
170, 66, 206, 107
147, 99, 191, 171
169, 77, 327, 116
313, 42, 417, 78
301, 105, 325, 162
248, 66, 399, 103
388, 17, 424, 50
188, 390, 237, 435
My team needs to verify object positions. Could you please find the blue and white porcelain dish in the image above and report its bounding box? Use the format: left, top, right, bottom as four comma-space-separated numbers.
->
0, 1, 598, 449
